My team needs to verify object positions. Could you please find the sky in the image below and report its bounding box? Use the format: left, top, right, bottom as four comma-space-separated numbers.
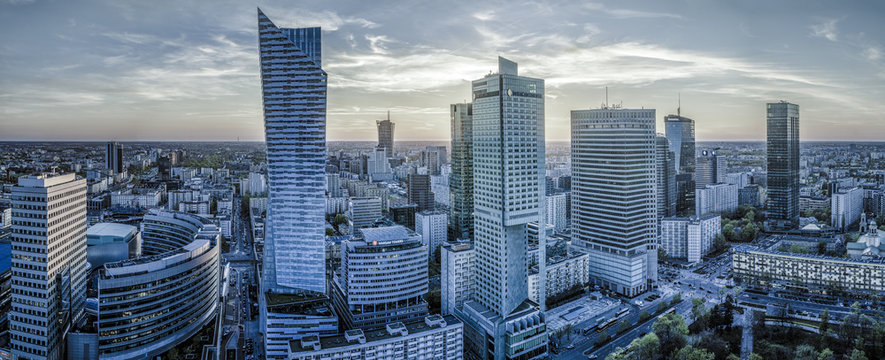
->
1, 0, 884, 142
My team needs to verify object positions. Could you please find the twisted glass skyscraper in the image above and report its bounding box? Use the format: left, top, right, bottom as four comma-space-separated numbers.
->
258, 9, 326, 294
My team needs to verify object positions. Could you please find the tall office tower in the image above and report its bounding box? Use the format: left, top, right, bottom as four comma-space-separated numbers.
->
695, 150, 726, 189
10, 173, 88, 360
457, 57, 547, 360
377, 113, 395, 157
105, 141, 124, 174
664, 114, 696, 175
416, 210, 448, 260
572, 107, 657, 297
766, 101, 800, 229
449, 103, 474, 241
656, 136, 677, 220
441, 241, 475, 316
258, 9, 326, 294
408, 174, 434, 211
331, 226, 428, 330
422, 146, 446, 175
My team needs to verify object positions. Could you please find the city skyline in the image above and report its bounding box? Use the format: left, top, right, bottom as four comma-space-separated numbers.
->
2, 0, 884, 142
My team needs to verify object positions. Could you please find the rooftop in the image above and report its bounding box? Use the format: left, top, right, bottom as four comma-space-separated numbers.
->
86, 223, 138, 242
265, 290, 334, 316
358, 225, 410, 243
288, 315, 460, 353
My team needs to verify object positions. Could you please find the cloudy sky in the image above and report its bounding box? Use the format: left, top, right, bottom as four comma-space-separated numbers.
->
1, 0, 883, 141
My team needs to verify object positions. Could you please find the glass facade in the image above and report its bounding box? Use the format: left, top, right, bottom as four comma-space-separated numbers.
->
766, 102, 800, 228
449, 103, 474, 242
258, 9, 327, 293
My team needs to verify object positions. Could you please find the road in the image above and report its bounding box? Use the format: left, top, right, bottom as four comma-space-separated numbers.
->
220, 195, 261, 360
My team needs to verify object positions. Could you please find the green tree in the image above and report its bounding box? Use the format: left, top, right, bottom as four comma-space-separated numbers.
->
659, 246, 668, 262
741, 222, 759, 242
325, 227, 335, 236
691, 298, 707, 320
630, 333, 660, 360
849, 349, 868, 360
672, 345, 715, 360
653, 313, 689, 357
726, 354, 740, 360
658, 302, 669, 314
617, 319, 631, 334
605, 348, 628, 360
713, 233, 728, 251
794, 344, 820, 360
748, 353, 764, 360
819, 309, 830, 335
722, 223, 736, 242
671, 293, 683, 306
817, 348, 834, 360
696, 332, 730, 359
639, 310, 651, 322
334, 213, 347, 226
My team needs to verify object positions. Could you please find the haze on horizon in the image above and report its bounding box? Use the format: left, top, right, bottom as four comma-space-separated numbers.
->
1, 0, 883, 142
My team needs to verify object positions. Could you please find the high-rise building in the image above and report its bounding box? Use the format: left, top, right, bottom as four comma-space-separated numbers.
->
416, 210, 448, 260
105, 141, 124, 174
408, 174, 434, 212
390, 203, 418, 230
766, 101, 800, 229
739, 185, 761, 207
696, 183, 739, 216
331, 226, 428, 330
664, 114, 696, 175
456, 57, 547, 360
546, 192, 567, 232
366, 147, 392, 182
258, 8, 327, 294
377, 113, 395, 157
258, 10, 338, 359
572, 107, 657, 297
695, 149, 726, 189
441, 242, 474, 316
423, 146, 447, 175
348, 197, 382, 231
10, 173, 88, 360
656, 136, 677, 220
449, 103, 474, 242
661, 214, 721, 263
832, 187, 863, 232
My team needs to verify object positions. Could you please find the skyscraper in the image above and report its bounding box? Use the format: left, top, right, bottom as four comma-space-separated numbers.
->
10, 173, 88, 360
695, 149, 726, 189
656, 136, 677, 220
408, 174, 434, 211
664, 114, 696, 175
377, 113, 395, 157
258, 9, 326, 294
572, 107, 657, 297
766, 101, 800, 229
457, 57, 547, 360
449, 102, 474, 241
105, 141, 123, 174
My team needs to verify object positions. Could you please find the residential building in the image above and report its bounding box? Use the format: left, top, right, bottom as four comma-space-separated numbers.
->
377, 114, 395, 158
696, 183, 739, 216
832, 186, 863, 232
449, 103, 474, 241
766, 101, 800, 229
456, 57, 547, 360
740, 185, 761, 207
331, 226, 428, 330
441, 242, 474, 316
528, 249, 589, 304
546, 192, 567, 232
408, 174, 434, 212
367, 148, 392, 182
571, 107, 657, 297
10, 173, 88, 360
288, 315, 463, 360
661, 214, 721, 263
416, 210, 448, 260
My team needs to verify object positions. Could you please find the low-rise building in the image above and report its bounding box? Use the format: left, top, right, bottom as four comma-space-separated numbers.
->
528, 247, 589, 304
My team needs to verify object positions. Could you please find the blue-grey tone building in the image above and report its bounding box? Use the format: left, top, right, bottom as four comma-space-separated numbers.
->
457, 57, 548, 360
449, 102, 474, 241
85, 222, 141, 269
664, 114, 696, 175
766, 101, 800, 229
258, 8, 327, 294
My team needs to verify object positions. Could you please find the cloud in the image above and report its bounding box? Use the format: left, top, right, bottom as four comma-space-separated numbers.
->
583, 3, 681, 19
811, 19, 838, 41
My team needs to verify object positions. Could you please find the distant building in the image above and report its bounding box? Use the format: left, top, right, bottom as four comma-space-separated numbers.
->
106, 141, 124, 174
695, 150, 726, 189
288, 315, 463, 360
390, 203, 418, 230
740, 185, 762, 207
331, 226, 428, 330
441, 242, 474, 316
348, 197, 382, 231
656, 136, 677, 220
546, 192, 568, 232
831, 187, 864, 232
664, 113, 696, 175
661, 214, 721, 263
416, 210, 448, 260
696, 183, 738, 216
767, 101, 801, 229
847, 216, 884, 258
408, 174, 434, 212
377, 114, 395, 158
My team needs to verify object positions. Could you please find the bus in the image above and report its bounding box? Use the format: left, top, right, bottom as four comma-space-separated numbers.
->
583, 318, 605, 335
664, 308, 676, 315
616, 308, 629, 319
598, 317, 618, 332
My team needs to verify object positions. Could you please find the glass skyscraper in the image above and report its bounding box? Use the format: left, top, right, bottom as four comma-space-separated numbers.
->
572, 107, 657, 297
376, 114, 395, 157
664, 114, 696, 174
457, 57, 547, 360
766, 101, 800, 229
258, 9, 326, 294
449, 102, 474, 241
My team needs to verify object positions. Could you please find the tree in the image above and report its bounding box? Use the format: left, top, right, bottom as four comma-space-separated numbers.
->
671, 293, 683, 306
596, 330, 610, 346
713, 233, 728, 251
333, 213, 347, 226
819, 309, 830, 335
726, 355, 740, 360
659, 247, 668, 262
639, 310, 651, 322
631, 333, 660, 360
817, 348, 834, 360
741, 222, 759, 242
617, 320, 631, 334
653, 313, 689, 357
672, 345, 714, 360
696, 332, 730, 359
658, 302, 669, 314
817, 241, 827, 255
748, 353, 764, 360
849, 349, 868, 360
691, 298, 707, 320
794, 344, 820, 360
722, 223, 736, 242
325, 228, 335, 236
605, 348, 628, 360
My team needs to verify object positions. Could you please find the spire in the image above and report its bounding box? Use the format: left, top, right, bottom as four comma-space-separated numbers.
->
677, 92, 681, 117
387, 110, 390, 121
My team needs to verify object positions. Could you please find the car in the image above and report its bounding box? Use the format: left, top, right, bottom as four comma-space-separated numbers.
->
587, 355, 599, 359
567, 344, 575, 350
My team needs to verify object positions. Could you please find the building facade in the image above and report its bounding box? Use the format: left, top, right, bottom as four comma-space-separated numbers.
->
656, 136, 677, 220
545, 193, 567, 232
766, 101, 800, 229
441, 242, 474, 316
348, 197, 382, 231
664, 114, 695, 175
376, 115, 395, 158
695, 150, 726, 189
832, 186, 863, 232
695, 183, 739, 216
571, 107, 657, 297
408, 174, 434, 212
416, 210, 448, 260
258, 9, 327, 293
105, 142, 124, 174
661, 215, 721, 263
528, 249, 589, 304
10, 173, 88, 360
449, 103, 474, 242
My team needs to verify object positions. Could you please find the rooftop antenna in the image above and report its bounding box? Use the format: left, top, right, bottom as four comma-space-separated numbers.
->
677, 93, 681, 117
387, 110, 390, 121
605, 86, 609, 109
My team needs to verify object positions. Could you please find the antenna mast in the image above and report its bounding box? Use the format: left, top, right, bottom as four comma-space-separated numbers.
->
605, 86, 609, 109
678, 93, 681, 117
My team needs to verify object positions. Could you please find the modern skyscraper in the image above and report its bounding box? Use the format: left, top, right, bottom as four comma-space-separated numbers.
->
766, 101, 800, 229
105, 141, 124, 174
664, 114, 696, 175
377, 113, 395, 158
656, 136, 677, 220
10, 173, 88, 360
258, 9, 326, 294
457, 57, 547, 360
449, 103, 474, 241
408, 174, 434, 211
572, 107, 657, 297
695, 149, 726, 189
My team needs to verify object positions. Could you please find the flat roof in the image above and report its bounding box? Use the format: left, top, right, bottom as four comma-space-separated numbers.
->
289, 315, 461, 353
86, 223, 137, 240
359, 226, 409, 243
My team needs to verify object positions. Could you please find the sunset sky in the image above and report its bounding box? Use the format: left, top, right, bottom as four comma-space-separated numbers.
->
1, 0, 884, 141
